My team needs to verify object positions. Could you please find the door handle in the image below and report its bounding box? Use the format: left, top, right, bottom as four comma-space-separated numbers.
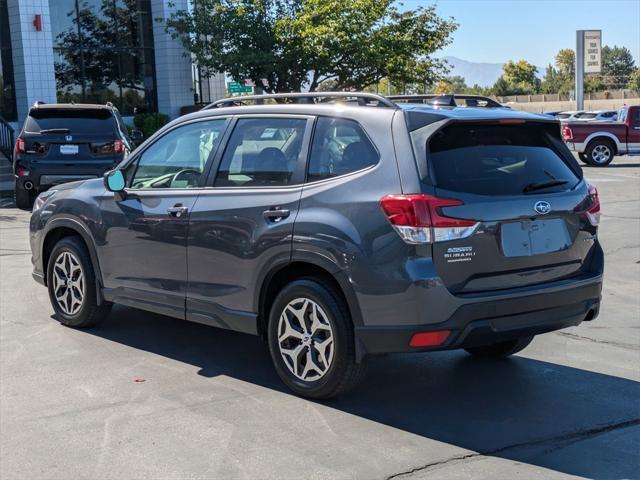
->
263, 208, 290, 222
167, 204, 189, 218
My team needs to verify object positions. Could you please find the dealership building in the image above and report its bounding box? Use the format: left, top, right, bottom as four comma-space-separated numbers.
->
0, 0, 225, 130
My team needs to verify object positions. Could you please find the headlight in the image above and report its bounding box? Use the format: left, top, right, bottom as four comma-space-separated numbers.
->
33, 189, 58, 211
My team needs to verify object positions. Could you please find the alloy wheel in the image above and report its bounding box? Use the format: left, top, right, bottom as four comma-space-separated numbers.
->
591, 144, 612, 164
52, 251, 85, 315
277, 297, 335, 381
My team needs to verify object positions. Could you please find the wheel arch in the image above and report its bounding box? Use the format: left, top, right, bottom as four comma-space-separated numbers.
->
42, 218, 105, 304
256, 258, 363, 339
585, 133, 619, 154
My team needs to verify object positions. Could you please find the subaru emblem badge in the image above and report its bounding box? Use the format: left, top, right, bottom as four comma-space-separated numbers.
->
65, 135, 73, 142
534, 201, 551, 215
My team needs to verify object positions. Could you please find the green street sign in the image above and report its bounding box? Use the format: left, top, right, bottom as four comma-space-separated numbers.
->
227, 82, 253, 94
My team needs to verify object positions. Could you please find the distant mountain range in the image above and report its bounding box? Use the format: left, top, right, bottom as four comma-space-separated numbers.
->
442, 56, 543, 87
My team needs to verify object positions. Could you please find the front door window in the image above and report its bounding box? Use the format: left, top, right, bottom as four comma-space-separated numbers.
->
129, 119, 226, 189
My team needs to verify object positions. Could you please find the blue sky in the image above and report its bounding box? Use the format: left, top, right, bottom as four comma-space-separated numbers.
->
398, 0, 640, 66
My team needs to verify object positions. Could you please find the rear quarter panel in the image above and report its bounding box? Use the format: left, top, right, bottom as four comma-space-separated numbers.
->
292, 110, 450, 327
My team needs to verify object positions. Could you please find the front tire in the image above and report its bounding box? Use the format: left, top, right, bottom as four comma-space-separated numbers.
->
267, 278, 366, 399
465, 335, 533, 358
47, 236, 111, 328
585, 139, 615, 166
14, 183, 33, 210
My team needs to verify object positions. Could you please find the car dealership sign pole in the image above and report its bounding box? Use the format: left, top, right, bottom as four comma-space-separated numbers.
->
576, 30, 602, 110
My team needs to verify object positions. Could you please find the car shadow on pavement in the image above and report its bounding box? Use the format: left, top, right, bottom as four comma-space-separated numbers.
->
82, 305, 640, 479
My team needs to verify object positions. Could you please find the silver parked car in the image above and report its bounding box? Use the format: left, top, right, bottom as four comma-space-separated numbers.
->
573, 110, 618, 122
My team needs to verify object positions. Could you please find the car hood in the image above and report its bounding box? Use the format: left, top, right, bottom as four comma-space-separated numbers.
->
50, 176, 103, 193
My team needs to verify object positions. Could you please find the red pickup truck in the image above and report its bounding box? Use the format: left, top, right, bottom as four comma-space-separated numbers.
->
561, 105, 640, 166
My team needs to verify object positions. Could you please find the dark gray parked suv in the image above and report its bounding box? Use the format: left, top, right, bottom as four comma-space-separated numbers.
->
29, 92, 603, 399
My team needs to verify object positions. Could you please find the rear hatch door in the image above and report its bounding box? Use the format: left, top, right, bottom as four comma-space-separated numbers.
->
23, 107, 121, 174
425, 120, 598, 294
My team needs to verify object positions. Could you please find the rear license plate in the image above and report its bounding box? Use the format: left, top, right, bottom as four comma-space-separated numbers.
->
60, 145, 79, 155
501, 219, 572, 257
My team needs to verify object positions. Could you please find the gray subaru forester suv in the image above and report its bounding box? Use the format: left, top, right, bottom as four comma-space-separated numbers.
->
29, 92, 603, 399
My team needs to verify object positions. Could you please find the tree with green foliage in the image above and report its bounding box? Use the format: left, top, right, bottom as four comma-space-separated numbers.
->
491, 60, 540, 95
165, 0, 457, 93
628, 69, 640, 91
432, 75, 467, 94
540, 49, 574, 94
540, 64, 560, 94
554, 48, 576, 93
555, 49, 575, 78
601, 46, 636, 89
465, 83, 491, 96
490, 76, 512, 96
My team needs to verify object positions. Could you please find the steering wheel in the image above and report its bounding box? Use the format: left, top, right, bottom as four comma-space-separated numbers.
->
171, 168, 201, 186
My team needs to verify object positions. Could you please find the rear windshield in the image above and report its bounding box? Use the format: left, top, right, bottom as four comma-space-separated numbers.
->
25, 108, 116, 134
428, 123, 580, 196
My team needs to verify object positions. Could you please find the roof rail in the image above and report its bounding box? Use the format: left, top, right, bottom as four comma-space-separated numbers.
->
202, 92, 398, 110
31, 101, 47, 109
388, 94, 504, 108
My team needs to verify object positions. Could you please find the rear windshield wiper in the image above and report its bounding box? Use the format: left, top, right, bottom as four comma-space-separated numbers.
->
38, 128, 71, 134
523, 179, 568, 193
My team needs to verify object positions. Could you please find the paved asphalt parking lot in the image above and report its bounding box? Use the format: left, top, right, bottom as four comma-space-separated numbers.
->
0, 156, 638, 480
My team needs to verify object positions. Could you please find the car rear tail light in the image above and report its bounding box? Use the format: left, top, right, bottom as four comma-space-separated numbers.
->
409, 330, 450, 347
562, 126, 573, 140
585, 183, 600, 226
15, 138, 25, 154
92, 140, 125, 155
16, 166, 30, 177
380, 194, 478, 244
114, 139, 124, 154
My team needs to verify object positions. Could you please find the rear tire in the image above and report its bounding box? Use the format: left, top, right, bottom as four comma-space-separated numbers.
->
47, 236, 111, 328
585, 139, 615, 167
464, 335, 533, 358
267, 278, 367, 399
14, 184, 33, 210
578, 152, 588, 164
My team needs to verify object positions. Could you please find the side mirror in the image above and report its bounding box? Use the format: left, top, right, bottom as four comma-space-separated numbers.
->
104, 169, 126, 201
129, 129, 144, 145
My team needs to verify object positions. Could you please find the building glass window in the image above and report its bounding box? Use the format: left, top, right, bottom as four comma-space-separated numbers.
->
0, 0, 17, 122
50, 0, 157, 116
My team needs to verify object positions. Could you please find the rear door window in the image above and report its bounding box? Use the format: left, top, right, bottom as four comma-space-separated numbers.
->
428, 123, 580, 195
24, 108, 117, 134
307, 117, 379, 182
214, 117, 308, 187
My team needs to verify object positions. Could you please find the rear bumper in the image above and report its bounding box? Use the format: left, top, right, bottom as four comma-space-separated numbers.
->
13, 157, 118, 190
355, 273, 602, 357
17, 172, 103, 190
